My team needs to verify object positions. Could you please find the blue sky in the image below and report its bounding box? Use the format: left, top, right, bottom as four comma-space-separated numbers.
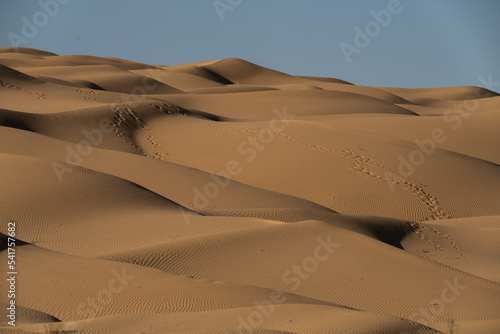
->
1, 0, 499, 92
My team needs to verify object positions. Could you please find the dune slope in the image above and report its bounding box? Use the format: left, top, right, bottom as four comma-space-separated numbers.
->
0, 48, 499, 334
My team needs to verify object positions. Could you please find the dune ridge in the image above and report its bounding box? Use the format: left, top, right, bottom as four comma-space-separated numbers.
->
0, 48, 499, 334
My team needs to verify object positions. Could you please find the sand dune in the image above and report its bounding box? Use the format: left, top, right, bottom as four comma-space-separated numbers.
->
0, 48, 499, 333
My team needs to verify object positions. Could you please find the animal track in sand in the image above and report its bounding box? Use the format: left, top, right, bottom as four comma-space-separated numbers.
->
278, 133, 450, 220
211, 126, 464, 258
409, 222, 465, 260
210, 126, 447, 220
0, 79, 47, 99
151, 101, 189, 117
112, 104, 166, 160
275, 132, 464, 258
75, 88, 100, 102
422, 224, 465, 259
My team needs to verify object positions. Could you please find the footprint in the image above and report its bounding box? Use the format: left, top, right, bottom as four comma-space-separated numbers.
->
112, 104, 167, 160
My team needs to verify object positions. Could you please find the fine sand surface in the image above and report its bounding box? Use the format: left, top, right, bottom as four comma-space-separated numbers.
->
0, 47, 499, 334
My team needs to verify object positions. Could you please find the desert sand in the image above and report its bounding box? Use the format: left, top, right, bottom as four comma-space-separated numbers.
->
0, 47, 499, 333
